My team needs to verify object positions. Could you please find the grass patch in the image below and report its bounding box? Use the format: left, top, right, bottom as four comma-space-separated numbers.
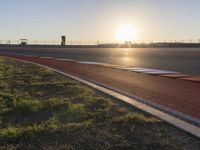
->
14, 98, 42, 114
0, 56, 199, 150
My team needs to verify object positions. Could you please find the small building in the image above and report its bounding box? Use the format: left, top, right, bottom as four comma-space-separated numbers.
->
20, 39, 28, 45
61, 36, 66, 46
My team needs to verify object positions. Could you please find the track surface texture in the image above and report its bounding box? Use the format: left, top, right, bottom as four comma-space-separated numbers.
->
2, 53, 200, 121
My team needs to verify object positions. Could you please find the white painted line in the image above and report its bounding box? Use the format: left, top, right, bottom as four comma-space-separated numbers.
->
39, 56, 53, 59
121, 67, 155, 71
77, 61, 118, 67
78, 61, 109, 66
8, 58, 200, 138
125, 68, 175, 72
121, 67, 179, 74
78, 61, 103, 64
56, 58, 74, 61
144, 71, 179, 75
121, 67, 168, 71
113, 66, 129, 69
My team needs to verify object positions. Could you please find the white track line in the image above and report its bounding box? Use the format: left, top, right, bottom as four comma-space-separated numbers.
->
39, 56, 53, 59
55, 58, 74, 61
121, 67, 179, 74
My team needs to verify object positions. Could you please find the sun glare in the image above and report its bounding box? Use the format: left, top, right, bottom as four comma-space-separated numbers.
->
116, 25, 138, 42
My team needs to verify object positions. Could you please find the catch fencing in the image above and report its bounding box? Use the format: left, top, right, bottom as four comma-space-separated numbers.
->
0, 39, 200, 46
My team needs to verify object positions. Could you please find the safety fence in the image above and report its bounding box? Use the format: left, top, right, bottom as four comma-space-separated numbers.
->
1, 39, 200, 46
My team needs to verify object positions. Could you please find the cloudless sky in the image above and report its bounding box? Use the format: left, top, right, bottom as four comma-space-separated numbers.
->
1, 0, 200, 41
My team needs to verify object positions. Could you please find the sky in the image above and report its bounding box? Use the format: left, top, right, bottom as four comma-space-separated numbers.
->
1, 0, 200, 42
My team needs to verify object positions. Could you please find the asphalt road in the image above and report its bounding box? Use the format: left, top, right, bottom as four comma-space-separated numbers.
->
1, 47, 200, 75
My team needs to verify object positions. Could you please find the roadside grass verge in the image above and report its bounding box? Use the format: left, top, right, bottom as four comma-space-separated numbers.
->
0, 56, 199, 150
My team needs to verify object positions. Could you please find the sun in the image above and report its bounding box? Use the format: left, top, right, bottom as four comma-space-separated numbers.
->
116, 25, 138, 41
